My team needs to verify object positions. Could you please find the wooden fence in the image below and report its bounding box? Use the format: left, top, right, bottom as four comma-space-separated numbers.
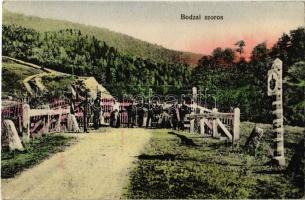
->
1, 97, 132, 141
188, 105, 240, 143
1, 103, 70, 144
26, 105, 70, 138
1, 97, 240, 144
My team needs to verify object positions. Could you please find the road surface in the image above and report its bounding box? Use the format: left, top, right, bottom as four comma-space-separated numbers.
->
2, 128, 152, 200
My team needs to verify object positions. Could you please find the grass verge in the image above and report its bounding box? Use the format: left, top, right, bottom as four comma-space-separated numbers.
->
125, 122, 304, 199
1, 134, 76, 178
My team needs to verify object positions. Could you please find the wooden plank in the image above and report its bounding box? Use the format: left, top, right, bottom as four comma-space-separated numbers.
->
29, 108, 70, 117
189, 112, 234, 119
196, 105, 212, 113
30, 118, 44, 133
204, 118, 213, 130
216, 118, 232, 140
57, 112, 62, 132
233, 108, 240, 142
212, 118, 218, 137
22, 104, 30, 142
190, 119, 195, 133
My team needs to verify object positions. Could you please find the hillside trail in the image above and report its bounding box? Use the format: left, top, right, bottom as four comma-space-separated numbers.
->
4, 56, 110, 98
3, 56, 69, 95
2, 128, 152, 200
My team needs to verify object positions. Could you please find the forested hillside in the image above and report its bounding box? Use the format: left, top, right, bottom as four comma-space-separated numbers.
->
3, 10, 202, 65
2, 25, 192, 97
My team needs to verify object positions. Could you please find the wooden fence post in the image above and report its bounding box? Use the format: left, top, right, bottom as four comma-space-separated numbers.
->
199, 109, 205, 135
189, 103, 195, 133
212, 108, 218, 138
190, 118, 195, 133
56, 111, 62, 132
200, 118, 205, 135
22, 104, 30, 142
233, 108, 240, 143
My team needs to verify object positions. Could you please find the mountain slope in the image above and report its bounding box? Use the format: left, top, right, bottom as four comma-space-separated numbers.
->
2, 57, 112, 100
3, 10, 202, 65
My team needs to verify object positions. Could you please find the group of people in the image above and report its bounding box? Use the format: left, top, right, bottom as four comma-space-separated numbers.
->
112, 99, 192, 130
74, 92, 193, 132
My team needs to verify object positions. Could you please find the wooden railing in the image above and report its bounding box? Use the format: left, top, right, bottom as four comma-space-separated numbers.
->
1, 98, 133, 138
1, 97, 240, 144
21, 104, 70, 140
188, 105, 240, 143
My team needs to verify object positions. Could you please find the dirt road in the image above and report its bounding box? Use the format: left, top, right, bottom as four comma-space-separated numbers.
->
2, 128, 152, 200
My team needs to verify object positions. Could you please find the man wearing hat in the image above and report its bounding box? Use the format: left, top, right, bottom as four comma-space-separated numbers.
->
127, 99, 137, 128
92, 91, 102, 129
80, 91, 91, 133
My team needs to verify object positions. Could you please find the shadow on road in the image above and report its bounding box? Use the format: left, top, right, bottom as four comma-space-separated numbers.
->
168, 131, 197, 146
137, 153, 265, 167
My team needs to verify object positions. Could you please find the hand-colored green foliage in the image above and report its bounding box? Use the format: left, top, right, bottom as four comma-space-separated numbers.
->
2, 25, 192, 98
125, 123, 304, 199
284, 61, 305, 125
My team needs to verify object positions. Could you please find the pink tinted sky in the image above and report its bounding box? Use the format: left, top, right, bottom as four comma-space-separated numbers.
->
188, 32, 279, 58
4, 1, 305, 58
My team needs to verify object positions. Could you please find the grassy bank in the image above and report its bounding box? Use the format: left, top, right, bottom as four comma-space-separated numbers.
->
1, 134, 76, 178
125, 122, 304, 199
2, 61, 43, 98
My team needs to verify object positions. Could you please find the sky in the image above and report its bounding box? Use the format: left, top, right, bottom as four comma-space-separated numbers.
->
3, 1, 305, 57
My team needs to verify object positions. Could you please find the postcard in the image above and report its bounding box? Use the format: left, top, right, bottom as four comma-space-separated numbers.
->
1, 1, 304, 199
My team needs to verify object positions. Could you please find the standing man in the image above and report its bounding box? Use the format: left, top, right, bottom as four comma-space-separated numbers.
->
170, 101, 180, 130
127, 100, 137, 128
92, 91, 102, 129
179, 99, 190, 131
137, 100, 145, 127
146, 100, 154, 128
110, 99, 120, 128
161, 106, 171, 128
80, 92, 91, 133
155, 101, 163, 128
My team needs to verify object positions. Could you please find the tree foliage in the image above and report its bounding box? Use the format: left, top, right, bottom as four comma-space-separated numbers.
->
2, 25, 192, 98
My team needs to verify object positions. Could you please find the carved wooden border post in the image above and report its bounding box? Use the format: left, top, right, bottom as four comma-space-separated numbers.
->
267, 58, 285, 166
